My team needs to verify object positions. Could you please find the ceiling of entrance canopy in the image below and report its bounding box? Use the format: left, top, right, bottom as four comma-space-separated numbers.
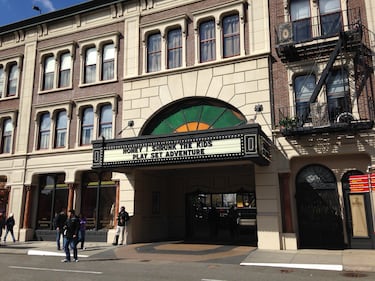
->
141, 98, 247, 135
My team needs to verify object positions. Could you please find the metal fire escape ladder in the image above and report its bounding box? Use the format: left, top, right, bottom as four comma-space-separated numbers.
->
309, 33, 345, 104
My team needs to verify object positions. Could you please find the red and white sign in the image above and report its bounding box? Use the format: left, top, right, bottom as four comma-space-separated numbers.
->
349, 174, 375, 193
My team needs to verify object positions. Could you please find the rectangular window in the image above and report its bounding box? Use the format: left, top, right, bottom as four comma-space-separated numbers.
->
102, 44, 115, 80
55, 111, 67, 148
319, 0, 342, 36
327, 69, 350, 121
59, 53, 71, 88
294, 74, 315, 123
0, 67, 4, 98
2, 118, 12, 153
200, 20, 216, 62
39, 113, 50, 149
7, 64, 18, 97
43, 56, 55, 90
167, 28, 182, 69
81, 107, 94, 145
291, 0, 312, 42
85, 48, 96, 84
100, 104, 112, 139
147, 33, 161, 73
223, 14, 240, 58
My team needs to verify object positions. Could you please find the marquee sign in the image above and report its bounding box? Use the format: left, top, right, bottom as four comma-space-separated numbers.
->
349, 174, 375, 193
92, 124, 271, 169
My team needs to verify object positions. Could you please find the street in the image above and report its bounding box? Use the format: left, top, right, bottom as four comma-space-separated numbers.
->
1, 252, 375, 281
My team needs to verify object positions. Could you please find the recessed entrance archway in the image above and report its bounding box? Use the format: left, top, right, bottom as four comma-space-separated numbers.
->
296, 164, 345, 249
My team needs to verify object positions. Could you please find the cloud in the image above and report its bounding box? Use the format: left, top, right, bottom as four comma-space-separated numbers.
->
34, 0, 56, 12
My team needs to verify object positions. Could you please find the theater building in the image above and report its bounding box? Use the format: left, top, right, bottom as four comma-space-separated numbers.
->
1, 0, 375, 250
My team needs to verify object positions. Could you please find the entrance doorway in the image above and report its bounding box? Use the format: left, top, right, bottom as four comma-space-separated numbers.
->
186, 191, 257, 245
296, 164, 345, 249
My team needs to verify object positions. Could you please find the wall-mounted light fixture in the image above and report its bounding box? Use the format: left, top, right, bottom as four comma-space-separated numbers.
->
32, 5, 42, 14
254, 104, 263, 112
118, 120, 135, 135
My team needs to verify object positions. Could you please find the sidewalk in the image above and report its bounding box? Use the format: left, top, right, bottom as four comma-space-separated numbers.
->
1, 241, 375, 273
241, 248, 375, 273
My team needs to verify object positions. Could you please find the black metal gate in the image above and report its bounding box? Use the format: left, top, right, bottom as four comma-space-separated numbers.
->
296, 164, 345, 249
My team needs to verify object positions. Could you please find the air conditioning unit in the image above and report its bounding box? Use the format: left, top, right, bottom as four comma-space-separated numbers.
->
278, 22, 293, 44
336, 112, 355, 123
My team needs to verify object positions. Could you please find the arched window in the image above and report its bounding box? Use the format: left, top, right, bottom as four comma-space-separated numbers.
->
99, 104, 112, 139
84, 47, 97, 83
102, 43, 115, 80
7, 64, 18, 97
199, 20, 216, 62
2, 118, 12, 153
55, 111, 67, 148
147, 33, 161, 73
39, 113, 50, 149
59, 52, 71, 88
222, 14, 240, 58
43, 56, 55, 90
81, 107, 94, 145
167, 28, 182, 69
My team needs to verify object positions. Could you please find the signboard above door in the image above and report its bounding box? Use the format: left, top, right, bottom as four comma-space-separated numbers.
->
92, 124, 271, 169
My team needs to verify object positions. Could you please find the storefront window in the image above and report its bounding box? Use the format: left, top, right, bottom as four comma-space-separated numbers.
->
81, 171, 116, 230
37, 174, 68, 229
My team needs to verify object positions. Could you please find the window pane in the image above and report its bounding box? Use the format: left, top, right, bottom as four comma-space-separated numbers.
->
223, 15, 240, 58
81, 107, 93, 145
294, 75, 315, 123
200, 20, 216, 62
55, 111, 67, 148
7, 64, 18, 96
167, 28, 182, 69
100, 104, 112, 139
0, 67, 3, 98
85, 48, 96, 83
2, 118, 12, 153
43, 56, 55, 90
147, 33, 161, 72
327, 69, 350, 121
102, 44, 115, 80
59, 53, 71, 88
39, 113, 50, 149
291, 0, 312, 42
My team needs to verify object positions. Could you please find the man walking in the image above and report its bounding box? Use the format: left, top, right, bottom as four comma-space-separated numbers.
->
54, 209, 67, 250
113, 206, 130, 246
61, 209, 80, 263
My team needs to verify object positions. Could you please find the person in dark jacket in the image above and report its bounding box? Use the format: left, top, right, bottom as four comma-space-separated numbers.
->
0, 212, 5, 242
61, 209, 80, 263
3, 213, 16, 243
54, 209, 67, 250
113, 206, 130, 246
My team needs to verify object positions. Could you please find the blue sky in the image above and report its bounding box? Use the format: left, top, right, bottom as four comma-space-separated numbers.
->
0, 0, 89, 26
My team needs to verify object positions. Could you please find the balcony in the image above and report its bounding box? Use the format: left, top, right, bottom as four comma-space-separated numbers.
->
275, 8, 367, 62
277, 103, 374, 137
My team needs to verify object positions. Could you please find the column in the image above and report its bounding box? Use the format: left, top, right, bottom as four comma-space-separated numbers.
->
22, 185, 33, 229
67, 183, 75, 211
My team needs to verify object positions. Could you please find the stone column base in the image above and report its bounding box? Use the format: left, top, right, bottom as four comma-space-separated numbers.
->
19, 228, 34, 242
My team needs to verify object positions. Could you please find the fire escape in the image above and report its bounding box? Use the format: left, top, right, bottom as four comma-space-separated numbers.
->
275, 8, 375, 136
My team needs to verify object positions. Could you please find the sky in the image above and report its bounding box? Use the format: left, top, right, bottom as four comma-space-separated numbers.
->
0, 0, 90, 26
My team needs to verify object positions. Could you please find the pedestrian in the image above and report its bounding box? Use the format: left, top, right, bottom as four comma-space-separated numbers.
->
54, 209, 67, 250
113, 206, 130, 246
3, 213, 16, 243
0, 212, 5, 243
78, 213, 87, 250
61, 209, 80, 263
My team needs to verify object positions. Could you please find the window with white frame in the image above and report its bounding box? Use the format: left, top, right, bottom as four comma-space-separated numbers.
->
55, 110, 67, 148
167, 28, 182, 69
99, 104, 112, 139
75, 95, 117, 147
290, 0, 342, 42
294, 74, 316, 123
40, 48, 72, 92
1, 118, 12, 154
79, 34, 119, 85
81, 107, 94, 145
147, 33, 162, 73
0, 57, 21, 99
222, 14, 240, 58
199, 19, 216, 63
142, 16, 186, 74
6, 63, 19, 97
193, 2, 245, 64
38, 112, 51, 150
